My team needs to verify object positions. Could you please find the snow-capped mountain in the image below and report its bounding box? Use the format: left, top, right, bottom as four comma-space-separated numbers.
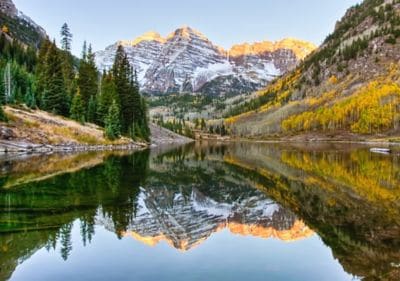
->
95, 26, 316, 96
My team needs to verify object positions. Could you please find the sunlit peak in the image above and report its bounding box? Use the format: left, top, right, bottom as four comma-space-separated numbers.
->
167, 25, 209, 41
118, 31, 166, 47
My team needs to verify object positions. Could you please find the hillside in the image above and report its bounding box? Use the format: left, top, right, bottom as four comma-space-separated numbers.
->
0, 106, 145, 152
96, 27, 316, 96
0, 106, 194, 152
226, 0, 400, 140
0, 0, 46, 47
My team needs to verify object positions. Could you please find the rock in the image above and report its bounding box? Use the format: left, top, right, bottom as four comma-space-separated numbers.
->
0, 0, 17, 17
0, 127, 15, 140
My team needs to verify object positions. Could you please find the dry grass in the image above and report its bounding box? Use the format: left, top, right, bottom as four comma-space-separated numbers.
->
2, 106, 133, 146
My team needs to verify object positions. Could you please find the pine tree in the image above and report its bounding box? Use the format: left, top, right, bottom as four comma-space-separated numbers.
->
60, 23, 73, 52
78, 43, 98, 111
112, 45, 150, 140
36, 39, 52, 107
105, 100, 121, 140
43, 42, 69, 116
24, 87, 36, 108
113, 45, 134, 134
87, 95, 97, 123
97, 71, 117, 126
81, 41, 87, 61
60, 23, 76, 104
140, 96, 150, 141
70, 89, 85, 123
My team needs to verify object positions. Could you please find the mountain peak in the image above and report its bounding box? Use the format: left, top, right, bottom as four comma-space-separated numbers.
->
132, 31, 166, 45
118, 31, 166, 47
274, 38, 317, 59
230, 38, 317, 59
167, 26, 209, 41
96, 27, 315, 95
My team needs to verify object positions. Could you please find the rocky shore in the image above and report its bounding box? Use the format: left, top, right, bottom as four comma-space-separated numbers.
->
0, 139, 147, 153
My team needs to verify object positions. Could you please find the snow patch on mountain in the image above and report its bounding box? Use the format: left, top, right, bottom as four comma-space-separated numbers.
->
95, 26, 316, 95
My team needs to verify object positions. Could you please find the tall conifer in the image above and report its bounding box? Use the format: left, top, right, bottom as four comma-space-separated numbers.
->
105, 100, 121, 140
97, 71, 117, 126
78, 43, 98, 111
43, 42, 69, 116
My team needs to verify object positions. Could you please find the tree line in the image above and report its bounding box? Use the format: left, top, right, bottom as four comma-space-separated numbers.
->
0, 23, 149, 141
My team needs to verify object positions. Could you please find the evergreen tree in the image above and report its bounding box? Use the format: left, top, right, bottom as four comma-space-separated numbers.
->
36, 39, 52, 107
140, 96, 150, 141
81, 41, 87, 61
60, 23, 73, 52
70, 89, 85, 123
24, 87, 36, 108
105, 100, 121, 140
97, 71, 117, 126
87, 94, 97, 123
78, 43, 98, 111
43, 42, 69, 116
113, 45, 134, 134
60, 23, 76, 104
112, 45, 149, 140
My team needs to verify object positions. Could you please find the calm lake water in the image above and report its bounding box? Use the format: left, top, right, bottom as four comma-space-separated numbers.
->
0, 142, 399, 281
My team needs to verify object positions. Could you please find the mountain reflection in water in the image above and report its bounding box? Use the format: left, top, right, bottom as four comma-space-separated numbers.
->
0, 142, 399, 281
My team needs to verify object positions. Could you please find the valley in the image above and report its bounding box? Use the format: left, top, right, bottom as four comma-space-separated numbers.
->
1, 0, 400, 280
3, 0, 399, 143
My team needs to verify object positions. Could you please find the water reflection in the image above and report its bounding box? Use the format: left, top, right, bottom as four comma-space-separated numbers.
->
223, 142, 400, 281
0, 142, 399, 280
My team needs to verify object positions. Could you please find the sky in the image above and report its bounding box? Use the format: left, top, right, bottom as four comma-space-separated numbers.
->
14, 0, 361, 57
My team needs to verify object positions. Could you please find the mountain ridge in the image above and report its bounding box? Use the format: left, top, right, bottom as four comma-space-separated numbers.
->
95, 26, 316, 96
113, 27, 315, 58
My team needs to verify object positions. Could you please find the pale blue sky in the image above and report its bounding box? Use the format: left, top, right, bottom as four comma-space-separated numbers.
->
14, 0, 360, 56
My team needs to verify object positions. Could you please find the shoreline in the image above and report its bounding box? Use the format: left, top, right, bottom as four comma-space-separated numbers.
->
0, 138, 195, 154
0, 139, 148, 154
189, 136, 400, 150
228, 138, 400, 146
2, 133, 399, 155
196, 133, 400, 146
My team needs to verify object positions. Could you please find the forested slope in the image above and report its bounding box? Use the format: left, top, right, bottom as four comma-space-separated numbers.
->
226, 0, 400, 140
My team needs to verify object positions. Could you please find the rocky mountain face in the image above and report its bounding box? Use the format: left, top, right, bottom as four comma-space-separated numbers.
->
227, 0, 400, 139
0, 0, 46, 47
0, 0, 17, 15
99, 186, 313, 251
95, 27, 316, 96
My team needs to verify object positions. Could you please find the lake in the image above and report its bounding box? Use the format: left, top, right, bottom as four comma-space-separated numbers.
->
0, 142, 399, 281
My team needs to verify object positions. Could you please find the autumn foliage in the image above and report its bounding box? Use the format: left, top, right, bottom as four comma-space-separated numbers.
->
282, 81, 400, 134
